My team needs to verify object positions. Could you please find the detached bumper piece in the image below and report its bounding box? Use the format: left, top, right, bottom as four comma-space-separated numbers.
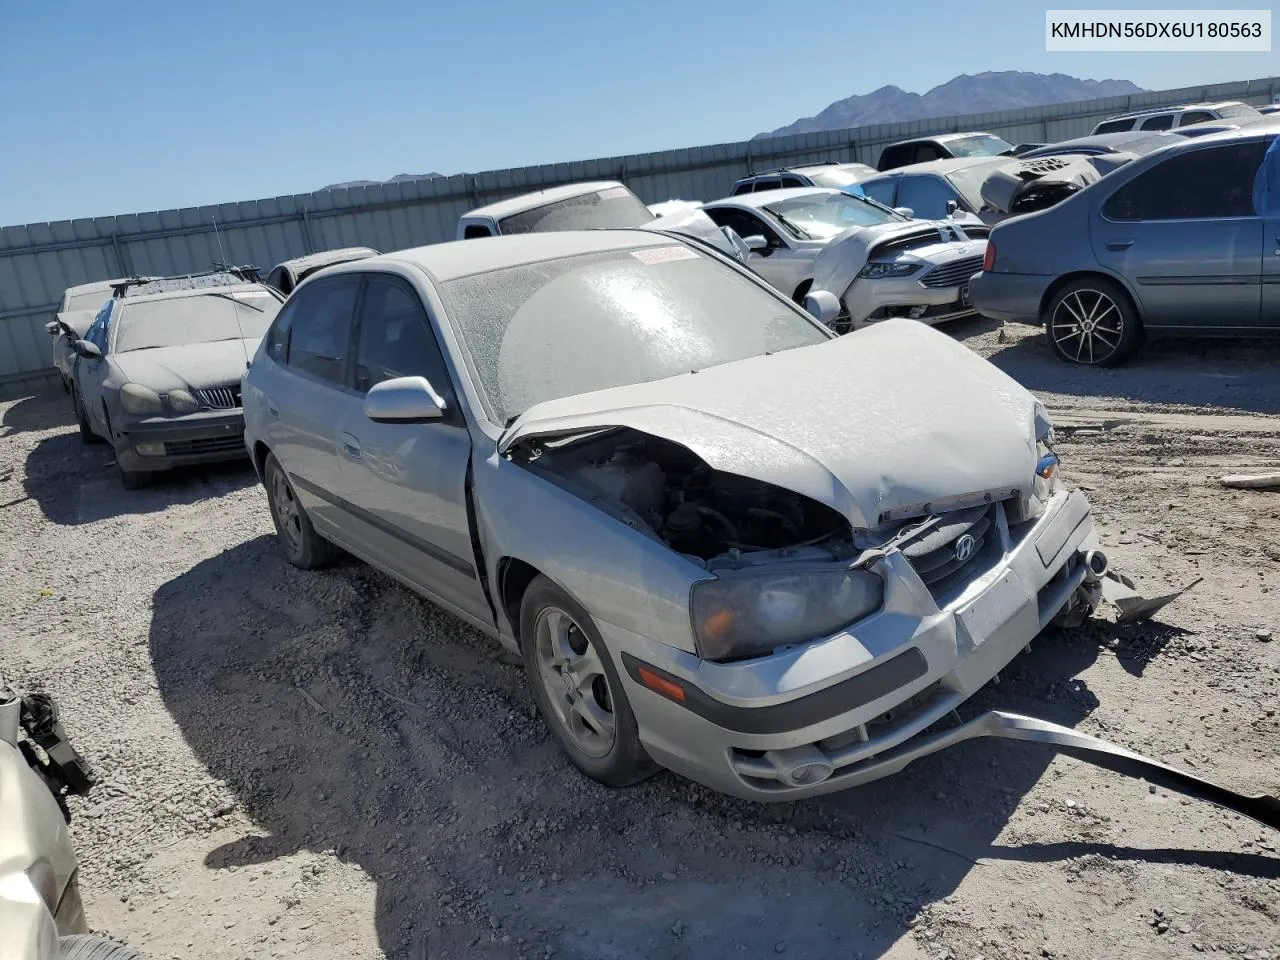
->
1101, 569, 1202, 624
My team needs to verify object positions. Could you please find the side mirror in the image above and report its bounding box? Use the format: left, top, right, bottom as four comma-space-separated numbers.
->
45, 321, 60, 335
893, 207, 915, 219
945, 200, 959, 216
73, 340, 102, 360
803, 290, 842, 327
742, 234, 769, 251
363, 375, 446, 423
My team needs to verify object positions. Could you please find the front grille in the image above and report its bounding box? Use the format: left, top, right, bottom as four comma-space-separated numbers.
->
919, 256, 985, 288
900, 503, 997, 595
196, 385, 242, 409
163, 433, 245, 457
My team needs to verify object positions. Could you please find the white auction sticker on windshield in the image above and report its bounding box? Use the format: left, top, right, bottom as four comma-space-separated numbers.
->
631, 246, 698, 265
598, 186, 631, 199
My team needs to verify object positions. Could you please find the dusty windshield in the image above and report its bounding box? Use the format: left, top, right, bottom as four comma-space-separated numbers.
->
946, 134, 1014, 157
440, 245, 829, 423
765, 192, 903, 240
1217, 103, 1260, 119
498, 186, 656, 234
805, 167, 872, 189
112, 290, 280, 353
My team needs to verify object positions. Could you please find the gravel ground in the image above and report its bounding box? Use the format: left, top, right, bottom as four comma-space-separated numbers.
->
2, 321, 1279, 960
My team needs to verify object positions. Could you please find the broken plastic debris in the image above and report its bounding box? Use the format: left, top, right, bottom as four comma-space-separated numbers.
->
1100, 570, 1201, 624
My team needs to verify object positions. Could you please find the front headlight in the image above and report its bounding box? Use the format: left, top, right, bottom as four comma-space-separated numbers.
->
691, 568, 884, 662
1032, 401, 1061, 497
858, 260, 922, 280
166, 389, 199, 414
119, 383, 163, 415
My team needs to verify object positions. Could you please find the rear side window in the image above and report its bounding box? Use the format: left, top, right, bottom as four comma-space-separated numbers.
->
1093, 119, 1135, 135
1178, 110, 1214, 126
877, 145, 910, 170
730, 181, 755, 196
779, 175, 807, 188
1139, 114, 1174, 131
1103, 141, 1268, 221
463, 224, 493, 239
269, 276, 360, 384
914, 143, 944, 163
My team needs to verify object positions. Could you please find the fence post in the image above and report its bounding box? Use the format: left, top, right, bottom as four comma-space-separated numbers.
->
109, 234, 132, 277
299, 209, 316, 254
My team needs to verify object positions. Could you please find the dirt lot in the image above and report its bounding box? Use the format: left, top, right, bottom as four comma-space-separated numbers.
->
3, 320, 1279, 960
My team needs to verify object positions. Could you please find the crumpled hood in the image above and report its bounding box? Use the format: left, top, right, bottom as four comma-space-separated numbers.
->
111, 339, 257, 391
501, 319, 1039, 529
55, 309, 100, 338
811, 220, 986, 301
645, 207, 745, 261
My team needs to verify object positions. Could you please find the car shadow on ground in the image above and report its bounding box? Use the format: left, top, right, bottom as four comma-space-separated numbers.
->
21, 431, 257, 525
1, 390, 71, 438
147, 538, 1264, 960
950, 319, 1280, 415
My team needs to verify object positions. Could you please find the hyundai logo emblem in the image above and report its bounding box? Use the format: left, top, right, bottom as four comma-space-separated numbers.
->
954, 534, 977, 563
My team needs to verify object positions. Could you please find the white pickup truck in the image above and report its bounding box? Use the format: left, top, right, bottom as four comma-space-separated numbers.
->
457, 181, 750, 262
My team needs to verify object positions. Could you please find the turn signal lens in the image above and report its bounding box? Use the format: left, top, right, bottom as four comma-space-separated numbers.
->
637, 667, 685, 703
982, 241, 997, 272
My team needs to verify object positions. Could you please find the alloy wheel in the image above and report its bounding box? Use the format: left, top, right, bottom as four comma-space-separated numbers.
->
1050, 288, 1124, 364
532, 605, 616, 758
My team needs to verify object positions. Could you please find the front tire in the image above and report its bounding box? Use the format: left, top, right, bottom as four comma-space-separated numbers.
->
1044, 277, 1143, 367
519, 575, 656, 787
264, 453, 334, 569
58, 935, 145, 959
72, 388, 102, 445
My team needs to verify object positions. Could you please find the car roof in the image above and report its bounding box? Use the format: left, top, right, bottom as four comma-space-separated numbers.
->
462, 181, 626, 220
706, 186, 836, 209
1158, 115, 1280, 146
1101, 100, 1251, 122
360, 230, 676, 283
64, 278, 123, 298
1019, 131, 1184, 157
885, 131, 1000, 148
271, 247, 379, 274
116, 280, 275, 307
866, 156, 1009, 177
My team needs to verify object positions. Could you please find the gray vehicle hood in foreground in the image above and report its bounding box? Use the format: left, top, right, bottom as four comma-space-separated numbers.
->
110, 338, 258, 391
501, 319, 1037, 528
810, 220, 985, 301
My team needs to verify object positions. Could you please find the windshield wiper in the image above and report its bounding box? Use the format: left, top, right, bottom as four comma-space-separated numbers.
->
198, 291, 267, 312
770, 211, 811, 240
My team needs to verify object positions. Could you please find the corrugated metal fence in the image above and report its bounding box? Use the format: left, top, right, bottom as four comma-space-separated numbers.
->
3, 73, 1278, 399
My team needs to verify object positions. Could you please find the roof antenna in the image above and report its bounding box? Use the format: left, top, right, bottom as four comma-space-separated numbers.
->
211, 216, 229, 280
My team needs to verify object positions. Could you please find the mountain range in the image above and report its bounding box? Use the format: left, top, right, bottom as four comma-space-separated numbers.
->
754, 71, 1143, 139
320, 172, 444, 191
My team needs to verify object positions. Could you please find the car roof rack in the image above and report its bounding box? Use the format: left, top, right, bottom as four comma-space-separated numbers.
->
110, 263, 261, 298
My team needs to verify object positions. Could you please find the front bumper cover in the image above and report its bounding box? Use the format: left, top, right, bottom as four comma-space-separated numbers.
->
115, 409, 248, 472
608, 488, 1100, 800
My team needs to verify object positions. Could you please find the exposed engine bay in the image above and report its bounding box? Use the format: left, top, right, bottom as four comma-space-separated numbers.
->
522, 428, 856, 570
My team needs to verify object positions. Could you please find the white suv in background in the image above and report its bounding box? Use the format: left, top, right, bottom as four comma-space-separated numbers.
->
1090, 100, 1262, 134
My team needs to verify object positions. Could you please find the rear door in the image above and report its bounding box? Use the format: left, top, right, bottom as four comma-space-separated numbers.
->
702, 207, 807, 295
255, 275, 363, 537
1259, 139, 1280, 329
1093, 140, 1266, 331
336, 273, 492, 623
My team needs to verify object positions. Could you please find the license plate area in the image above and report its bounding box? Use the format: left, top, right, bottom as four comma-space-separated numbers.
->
959, 284, 971, 307
955, 569, 1026, 644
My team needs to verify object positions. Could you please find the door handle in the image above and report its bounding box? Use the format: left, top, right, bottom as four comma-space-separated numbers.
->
267, 402, 279, 418
1105, 239, 1135, 251
341, 434, 362, 461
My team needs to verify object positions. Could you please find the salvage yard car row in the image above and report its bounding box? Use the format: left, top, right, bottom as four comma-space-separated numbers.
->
36, 110, 1280, 805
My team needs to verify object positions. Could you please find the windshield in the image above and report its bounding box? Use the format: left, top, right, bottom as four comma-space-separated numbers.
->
763, 192, 903, 239
67, 288, 109, 312
1217, 103, 1260, 119
946, 134, 1014, 158
944, 163, 1004, 209
439, 245, 829, 423
805, 166, 873, 189
112, 290, 280, 353
498, 186, 656, 234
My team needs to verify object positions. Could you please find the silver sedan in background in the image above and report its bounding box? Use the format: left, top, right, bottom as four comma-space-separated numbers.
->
971, 122, 1280, 365
242, 230, 1104, 800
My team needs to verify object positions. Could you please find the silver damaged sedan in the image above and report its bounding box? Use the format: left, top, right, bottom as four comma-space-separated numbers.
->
242, 230, 1103, 800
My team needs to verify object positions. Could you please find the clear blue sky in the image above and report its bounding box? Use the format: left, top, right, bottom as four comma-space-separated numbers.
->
1, 0, 1276, 225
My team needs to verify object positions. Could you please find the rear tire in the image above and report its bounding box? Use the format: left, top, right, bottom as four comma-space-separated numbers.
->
58, 934, 145, 959
1044, 276, 1143, 367
264, 452, 334, 569
519, 575, 656, 788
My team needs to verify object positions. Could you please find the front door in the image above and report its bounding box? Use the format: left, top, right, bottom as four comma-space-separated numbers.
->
1259, 139, 1280, 329
336, 273, 492, 625
1093, 140, 1267, 332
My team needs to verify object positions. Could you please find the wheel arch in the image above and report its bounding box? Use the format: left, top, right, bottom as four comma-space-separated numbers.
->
496, 557, 543, 645
1038, 270, 1143, 325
